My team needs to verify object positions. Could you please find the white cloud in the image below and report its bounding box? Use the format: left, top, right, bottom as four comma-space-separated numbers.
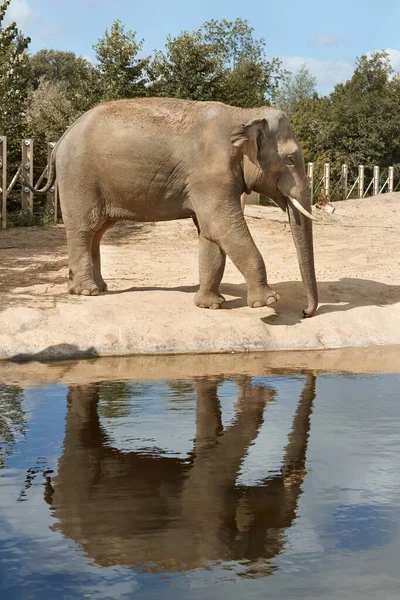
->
6, 0, 32, 25
383, 48, 400, 72
315, 35, 344, 47
280, 48, 400, 93
280, 56, 354, 92
5, 0, 61, 37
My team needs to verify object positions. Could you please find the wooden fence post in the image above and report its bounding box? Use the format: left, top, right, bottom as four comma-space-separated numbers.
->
341, 164, 348, 200
323, 163, 330, 196
307, 162, 314, 202
388, 167, 394, 193
21, 138, 33, 212
358, 165, 364, 198
0, 136, 6, 229
373, 166, 380, 196
47, 142, 58, 224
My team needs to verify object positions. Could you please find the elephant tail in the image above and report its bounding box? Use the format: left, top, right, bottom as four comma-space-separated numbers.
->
21, 143, 57, 196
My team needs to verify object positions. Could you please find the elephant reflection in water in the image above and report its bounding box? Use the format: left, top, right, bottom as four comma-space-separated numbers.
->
47, 375, 315, 574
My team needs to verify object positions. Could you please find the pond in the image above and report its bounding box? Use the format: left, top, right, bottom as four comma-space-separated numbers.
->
0, 360, 400, 599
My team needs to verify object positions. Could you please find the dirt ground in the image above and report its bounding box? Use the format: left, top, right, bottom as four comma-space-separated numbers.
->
0, 194, 400, 360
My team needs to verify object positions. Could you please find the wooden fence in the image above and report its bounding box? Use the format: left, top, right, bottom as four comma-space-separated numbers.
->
307, 162, 399, 203
0, 136, 58, 229
0, 137, 399, 229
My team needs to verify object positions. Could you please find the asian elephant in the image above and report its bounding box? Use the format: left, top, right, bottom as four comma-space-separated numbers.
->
31, 98, 318, 317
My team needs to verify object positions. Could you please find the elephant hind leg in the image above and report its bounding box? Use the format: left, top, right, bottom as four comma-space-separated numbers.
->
91, 220, 115, 292
66, 220, 114, 296
67, 229, 98, 296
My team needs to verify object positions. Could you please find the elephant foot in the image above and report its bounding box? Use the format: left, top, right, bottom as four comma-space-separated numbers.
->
194, 291, 225, 309
68, 280, 99, 296
247, 286, 280, 308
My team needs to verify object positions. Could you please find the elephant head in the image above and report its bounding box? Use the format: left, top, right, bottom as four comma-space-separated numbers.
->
232, 111, 318, 317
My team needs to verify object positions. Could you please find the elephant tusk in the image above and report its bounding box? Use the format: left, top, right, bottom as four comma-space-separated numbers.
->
288, 197, 317, 221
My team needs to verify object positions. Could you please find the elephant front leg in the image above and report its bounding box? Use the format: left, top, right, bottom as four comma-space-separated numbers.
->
67, 230, 99, 296
194, 233, 226, 309
195, 199, 280, 309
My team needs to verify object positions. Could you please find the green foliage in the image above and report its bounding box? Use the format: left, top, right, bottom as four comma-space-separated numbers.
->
26, 78, 79, 141
149, 18, 284, 107
327, 52, 400, 168
273, 64, 317, 116
0, 0, 31, 162
203, 18, 265, 68
222, 57, 281, 108
29, 49, 97, 113
290, 52, 400, 181
290, 96, 331, 165
30, 49, 89, 89
8, 207, 41, 227
148, 30, 224, 100
93, 19, 149, 101
202, 18, 285, 107
24, 78, 81, 192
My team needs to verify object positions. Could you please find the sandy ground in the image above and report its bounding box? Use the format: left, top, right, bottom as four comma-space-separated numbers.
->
0, 193, 399, 361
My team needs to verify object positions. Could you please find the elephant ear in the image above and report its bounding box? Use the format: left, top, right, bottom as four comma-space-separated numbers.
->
231, 118, 268, 166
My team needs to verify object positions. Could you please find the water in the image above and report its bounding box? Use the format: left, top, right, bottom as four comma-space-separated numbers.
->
0, 368, 400, 599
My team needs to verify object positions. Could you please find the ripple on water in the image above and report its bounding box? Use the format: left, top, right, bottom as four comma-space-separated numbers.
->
0, 372, 399, 599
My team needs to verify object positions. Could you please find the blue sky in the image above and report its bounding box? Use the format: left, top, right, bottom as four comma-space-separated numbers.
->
5, 0, 400, 94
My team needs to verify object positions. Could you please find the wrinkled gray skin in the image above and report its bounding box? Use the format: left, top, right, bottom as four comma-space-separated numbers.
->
36, 97, 318, 317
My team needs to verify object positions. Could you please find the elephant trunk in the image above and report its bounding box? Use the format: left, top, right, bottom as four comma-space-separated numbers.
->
287, 198, 318, 318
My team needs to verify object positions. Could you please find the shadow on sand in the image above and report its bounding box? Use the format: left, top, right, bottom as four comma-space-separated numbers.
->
10, 344, 100, 363
108, 277, 400, 323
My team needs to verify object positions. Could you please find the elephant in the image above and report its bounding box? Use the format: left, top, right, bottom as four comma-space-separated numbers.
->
31, 97, 318, 317
43, 374, 316, 574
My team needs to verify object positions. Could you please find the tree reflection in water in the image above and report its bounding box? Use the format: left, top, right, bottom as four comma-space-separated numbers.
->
0, 384, 26, 469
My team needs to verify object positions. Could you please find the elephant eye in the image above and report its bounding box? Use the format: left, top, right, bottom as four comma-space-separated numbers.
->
284, 155, 295, 166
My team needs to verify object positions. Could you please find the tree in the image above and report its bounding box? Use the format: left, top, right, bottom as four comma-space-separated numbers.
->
326, 51, 400, 168
93, 19, 149, 101
273, 64, 317, 116
202, 18, 285, 107
26, 77, 80, 142
289, 51, 400, 194
29, 48, 101, 113
30, 49, 89, 89
149, 18, 284, 107
290, 95, 331, 166
148, 30, 224, 100
0, 0, 31, 152
202, 18, 266, 69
